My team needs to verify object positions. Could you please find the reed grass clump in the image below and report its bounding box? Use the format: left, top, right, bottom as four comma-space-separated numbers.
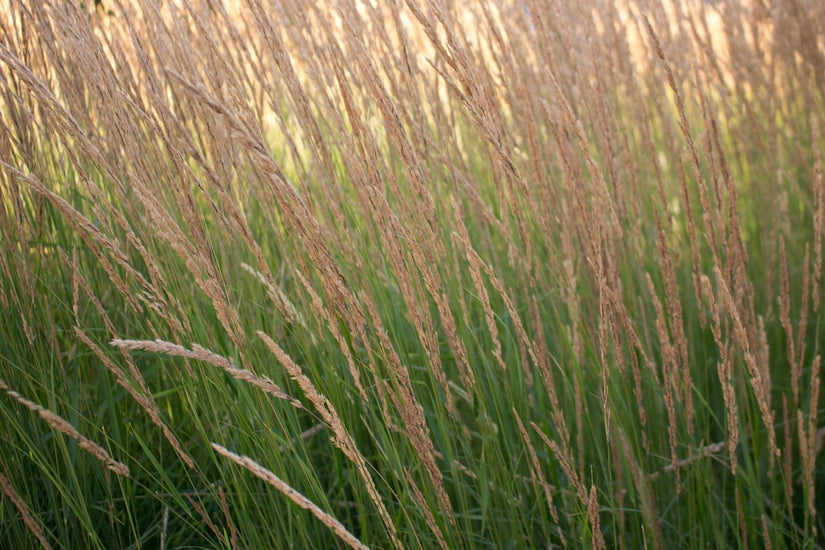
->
1, 0, 823, 548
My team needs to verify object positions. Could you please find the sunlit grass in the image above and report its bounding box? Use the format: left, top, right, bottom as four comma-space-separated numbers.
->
1, 0, 823, 548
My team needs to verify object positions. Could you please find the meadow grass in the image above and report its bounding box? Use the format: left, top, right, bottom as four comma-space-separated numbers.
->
0, 0, 823, 548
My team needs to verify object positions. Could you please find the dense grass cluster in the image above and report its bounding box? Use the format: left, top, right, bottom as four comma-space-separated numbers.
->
1, 0, 824, 547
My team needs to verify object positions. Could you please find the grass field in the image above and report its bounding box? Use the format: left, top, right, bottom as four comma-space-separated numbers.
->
1, 0, 824, 548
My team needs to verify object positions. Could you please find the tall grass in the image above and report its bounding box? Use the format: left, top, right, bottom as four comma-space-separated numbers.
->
1, 0, 823, 547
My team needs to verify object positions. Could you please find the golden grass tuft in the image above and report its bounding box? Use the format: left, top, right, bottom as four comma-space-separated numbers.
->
211, 443, 369, 550
0, 459, 53, 550
110, 338, 304, 409
0, 379, 129, 478
256, 330, 404, 549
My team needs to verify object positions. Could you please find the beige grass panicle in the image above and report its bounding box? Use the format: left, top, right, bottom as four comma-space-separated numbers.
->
0, 379, 129, 477
211, 443, 369, 550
